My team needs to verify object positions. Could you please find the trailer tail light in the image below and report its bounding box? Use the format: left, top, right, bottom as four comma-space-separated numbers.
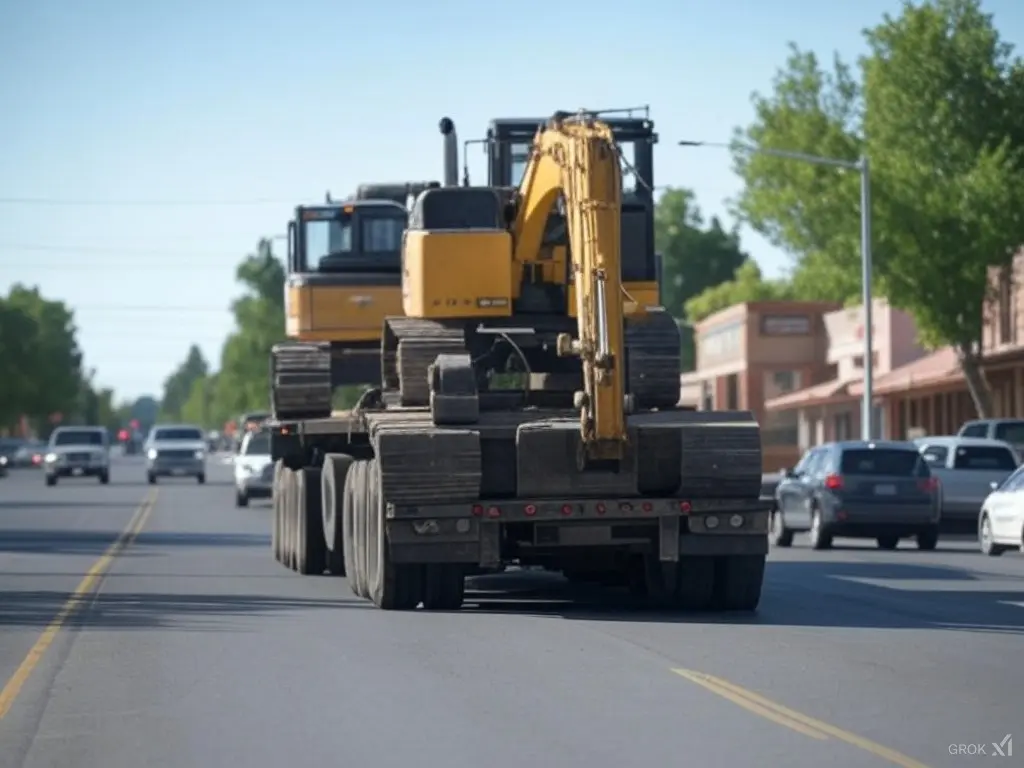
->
487, 506, 501, 518
619, 502, 633, 513
524, 504, 537, 517
641, 502, 653, 513
471, 505, 483, 517
918, 477, 939, 493
824, 474, 843, 490
595, 503, 606, 515
679, 501, 692, 513
560, 504, 573, 516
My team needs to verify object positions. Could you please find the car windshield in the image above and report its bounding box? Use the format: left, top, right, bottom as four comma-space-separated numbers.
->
840, 448, 928, 477
243, 432, 271, 455
52, 430, 105, 447
952, 445, 1018, 471
153, 428, 203, 442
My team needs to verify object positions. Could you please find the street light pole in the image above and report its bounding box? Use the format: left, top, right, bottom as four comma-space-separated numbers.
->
678, 140, 875, 439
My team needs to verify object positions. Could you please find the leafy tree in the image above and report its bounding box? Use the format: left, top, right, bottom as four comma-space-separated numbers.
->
730, 0, 1024, 416
654, 188, 750, 369
159, 344, 209, 421
1, 285, 83, 430
209, 238, 286, 420
685, 261, 796, 323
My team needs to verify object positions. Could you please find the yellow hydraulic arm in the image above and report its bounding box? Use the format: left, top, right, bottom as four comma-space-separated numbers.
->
511, 113, 628, 461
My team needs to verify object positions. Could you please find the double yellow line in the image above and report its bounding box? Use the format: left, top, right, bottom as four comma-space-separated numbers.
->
0, 489, 159, 720
672, 668, 932, 768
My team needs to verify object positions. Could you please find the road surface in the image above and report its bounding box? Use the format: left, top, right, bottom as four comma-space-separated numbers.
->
0, 455, 1021, 768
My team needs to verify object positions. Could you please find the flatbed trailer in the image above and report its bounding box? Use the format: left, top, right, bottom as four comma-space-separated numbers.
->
268, 401, 771, 612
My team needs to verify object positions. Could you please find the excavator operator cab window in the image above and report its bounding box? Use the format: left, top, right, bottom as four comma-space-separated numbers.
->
296, 204, 405, 274
509, 142, 531, 187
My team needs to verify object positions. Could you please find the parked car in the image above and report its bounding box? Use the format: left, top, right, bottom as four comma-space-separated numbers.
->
43, 426, 111, 486
978, 463, 1024, 556
233, 428, 274, 507
771, 440, 941, 551
914, 436, 1019, 528
957, 418, 1024, 460
145, 424, 207, 484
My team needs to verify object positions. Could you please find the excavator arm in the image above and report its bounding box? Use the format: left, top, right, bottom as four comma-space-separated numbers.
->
511, 113, 628, 461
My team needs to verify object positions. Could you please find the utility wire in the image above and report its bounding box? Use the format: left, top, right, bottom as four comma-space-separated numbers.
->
0, 197, 295, 206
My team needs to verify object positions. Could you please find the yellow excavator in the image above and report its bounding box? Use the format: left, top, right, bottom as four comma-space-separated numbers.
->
269, 111, 767, 614
278, 182, 437, 409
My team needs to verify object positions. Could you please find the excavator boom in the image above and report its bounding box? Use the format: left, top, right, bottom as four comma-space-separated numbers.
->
512, 114, 627, 460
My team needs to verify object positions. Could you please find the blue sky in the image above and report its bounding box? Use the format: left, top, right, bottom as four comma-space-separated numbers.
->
2, 0, 1023, 400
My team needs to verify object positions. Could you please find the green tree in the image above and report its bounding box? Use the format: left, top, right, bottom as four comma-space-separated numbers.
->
730, 0, 1024, 416
1, 285, 83, 430
685, 261, 796, 323
209, 238, 286, 420
654, 188, 751, 369
160, 344, 209, 421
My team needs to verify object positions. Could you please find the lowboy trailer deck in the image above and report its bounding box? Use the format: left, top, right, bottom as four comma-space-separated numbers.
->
269, 401, 770, 612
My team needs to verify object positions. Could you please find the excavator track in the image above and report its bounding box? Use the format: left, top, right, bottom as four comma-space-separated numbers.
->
270, 341, 333, 421
625, 310, 683, 409
382, 317, 468, 406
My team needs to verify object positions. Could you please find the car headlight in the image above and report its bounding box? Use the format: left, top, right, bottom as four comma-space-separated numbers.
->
147, 448, 158, 460
45, 452, 58, 463
0, 455, 6, 465
194, 450, 205, 460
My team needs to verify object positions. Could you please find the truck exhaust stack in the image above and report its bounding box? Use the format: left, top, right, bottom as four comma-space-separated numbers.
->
439, 117, 458, 187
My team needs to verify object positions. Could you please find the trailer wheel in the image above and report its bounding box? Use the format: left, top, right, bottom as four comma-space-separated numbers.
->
321, 454, 354, 576
271, 460, 284, 563
295, 468, 327, 575
282, 468, 298, 571
712, 554, 765, 612
344, 462, 368, 597
365, 458, 422, 610
672, 556, 715, 610
422, 565, 464, 611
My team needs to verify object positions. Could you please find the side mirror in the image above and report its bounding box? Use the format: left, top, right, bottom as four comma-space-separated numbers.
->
990, 481, 1000, 491
784, 468, 796, 479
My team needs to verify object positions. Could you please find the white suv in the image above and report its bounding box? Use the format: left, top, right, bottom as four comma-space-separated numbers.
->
44, 426, 111, 486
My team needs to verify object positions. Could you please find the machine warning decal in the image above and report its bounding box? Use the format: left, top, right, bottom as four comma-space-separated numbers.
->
477, 297, 509, 308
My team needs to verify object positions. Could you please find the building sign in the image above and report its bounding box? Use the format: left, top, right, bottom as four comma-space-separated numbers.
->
700, 320, 742, 361
760, 314, 810, 336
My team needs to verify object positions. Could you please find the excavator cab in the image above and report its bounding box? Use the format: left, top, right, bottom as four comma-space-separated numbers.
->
284, 198, 408, 387
484, 111, 662, 316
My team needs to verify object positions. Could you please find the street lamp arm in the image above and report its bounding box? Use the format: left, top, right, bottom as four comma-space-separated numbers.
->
677, 139, 860, 171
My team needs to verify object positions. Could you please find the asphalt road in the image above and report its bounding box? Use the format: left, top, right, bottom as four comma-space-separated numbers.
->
0, 456, 1021, 768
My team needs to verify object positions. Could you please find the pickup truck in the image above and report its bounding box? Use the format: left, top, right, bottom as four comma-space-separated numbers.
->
957, 418, 1024, 460
914, 436, 1020, 525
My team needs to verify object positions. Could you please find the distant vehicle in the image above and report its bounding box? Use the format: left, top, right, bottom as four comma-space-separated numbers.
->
957, 418, 1024, 459
10, 440, 45, 468
914, 436, 1019, 528
233, 412, 271, 452
43, 426, 111, 486
771, 440, 941, 551
977, 462, 1024, 556
145, 424, 207, 484
233, 429, 273, 507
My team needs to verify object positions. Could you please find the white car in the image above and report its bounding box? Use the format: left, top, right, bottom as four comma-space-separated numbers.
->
234, 429, 274, 507
44, 426, 111, 486
978, 463, 1024, 555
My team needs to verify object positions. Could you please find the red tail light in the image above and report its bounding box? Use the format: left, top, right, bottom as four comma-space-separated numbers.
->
918, 477, 939, 493
824, 474, 843, 490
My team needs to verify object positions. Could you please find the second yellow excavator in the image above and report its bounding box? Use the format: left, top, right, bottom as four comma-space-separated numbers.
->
269, 111, 768, 614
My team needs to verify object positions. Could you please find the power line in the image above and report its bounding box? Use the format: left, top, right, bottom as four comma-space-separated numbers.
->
0, 242, 230, 256
0, 197, 295, 206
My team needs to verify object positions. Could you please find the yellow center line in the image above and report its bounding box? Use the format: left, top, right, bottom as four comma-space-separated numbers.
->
671, 668, 933, 768
0, 489, 159, 720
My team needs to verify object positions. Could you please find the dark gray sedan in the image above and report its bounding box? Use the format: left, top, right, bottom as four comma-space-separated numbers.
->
771, 440, 941, 551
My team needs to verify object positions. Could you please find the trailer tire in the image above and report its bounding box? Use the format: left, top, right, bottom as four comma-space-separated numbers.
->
422, 565, 464, 611
712, 554, 765, 612
282, 468, 298, 571
295, 468, 327, 575
365, 458, 422, 610
321, 453, 354, 576
343, 462, 369, 597
271, 461, 284, 563
672, 556, 715, 610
